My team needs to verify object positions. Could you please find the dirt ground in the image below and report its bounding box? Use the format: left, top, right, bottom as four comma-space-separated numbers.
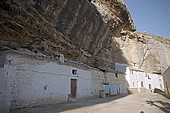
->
10, 93, 170, 113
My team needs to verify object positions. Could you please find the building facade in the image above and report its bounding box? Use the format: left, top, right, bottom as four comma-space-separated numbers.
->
115, 63, 164, 94
0, 51, 128, 112
145, 73, 164, 93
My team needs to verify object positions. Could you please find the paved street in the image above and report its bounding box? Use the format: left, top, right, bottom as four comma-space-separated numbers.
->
10, 93, 170, 113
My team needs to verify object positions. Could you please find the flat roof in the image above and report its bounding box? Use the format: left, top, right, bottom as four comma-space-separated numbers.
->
128, 66, 144, 72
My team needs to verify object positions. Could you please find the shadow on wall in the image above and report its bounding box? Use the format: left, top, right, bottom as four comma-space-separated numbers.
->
146, 100, 170, 113
112, 37, 129, 65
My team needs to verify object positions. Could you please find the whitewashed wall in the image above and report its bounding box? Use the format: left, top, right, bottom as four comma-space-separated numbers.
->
125, 67, 146, 89
115, 63, 165, 93
125, 67, 130, 87
128, 69, 138, 88
76, 69, 92, 98
146, 73, 164, 90
90, 70, 104, 96
4, 54, 93, 109
1, 53, 129, 110
137, 71, 147, 88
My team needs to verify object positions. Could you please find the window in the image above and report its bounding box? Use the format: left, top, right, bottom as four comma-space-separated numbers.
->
131, 70, 133, 74
141, 81, 143, 87
149, 84, 151, 89
148, 75, 151, 79
115, 73, 118, 78
72, 69, 77, 75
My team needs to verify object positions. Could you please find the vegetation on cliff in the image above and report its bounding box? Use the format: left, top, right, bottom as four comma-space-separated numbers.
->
137, 32, 170, 45
153, 35, 170, 46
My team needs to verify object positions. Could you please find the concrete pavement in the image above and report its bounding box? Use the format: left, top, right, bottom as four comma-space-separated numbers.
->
10, 93, 170, 113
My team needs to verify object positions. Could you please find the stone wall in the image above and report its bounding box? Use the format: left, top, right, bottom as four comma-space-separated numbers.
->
107, 72, 128, 94
4, 53, 93, 109
91, 70, 104, 96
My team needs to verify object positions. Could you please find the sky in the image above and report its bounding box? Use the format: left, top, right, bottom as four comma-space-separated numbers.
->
124, 0, 170, 38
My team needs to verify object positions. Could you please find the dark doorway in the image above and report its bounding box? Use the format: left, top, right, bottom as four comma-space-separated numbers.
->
149, 84, 152, 89
71, 79, 77, 98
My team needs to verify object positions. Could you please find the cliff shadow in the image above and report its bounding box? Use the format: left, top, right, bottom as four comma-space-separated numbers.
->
112, 37, 129, 65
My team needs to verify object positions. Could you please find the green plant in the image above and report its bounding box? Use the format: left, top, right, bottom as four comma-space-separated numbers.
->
153, 35, 170, 45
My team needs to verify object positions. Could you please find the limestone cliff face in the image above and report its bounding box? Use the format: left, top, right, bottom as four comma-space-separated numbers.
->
0, 0, 135, 70
114, 32, 170, 73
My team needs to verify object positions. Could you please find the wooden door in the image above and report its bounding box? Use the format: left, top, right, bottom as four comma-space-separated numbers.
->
71, 79, 77, 98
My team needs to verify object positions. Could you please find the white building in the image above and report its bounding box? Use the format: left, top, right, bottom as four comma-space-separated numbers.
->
115, 63, 164, 93
145, 73, 164, 92
0, 51, 128, 112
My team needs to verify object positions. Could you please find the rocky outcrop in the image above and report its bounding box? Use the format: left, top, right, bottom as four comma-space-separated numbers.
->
0, 0, 135, 70
114, 32, 170, 73
91, 0, 135, 34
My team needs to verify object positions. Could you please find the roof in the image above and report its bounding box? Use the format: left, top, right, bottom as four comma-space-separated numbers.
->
110, 69, 125, 74
128, 66, 144, 72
